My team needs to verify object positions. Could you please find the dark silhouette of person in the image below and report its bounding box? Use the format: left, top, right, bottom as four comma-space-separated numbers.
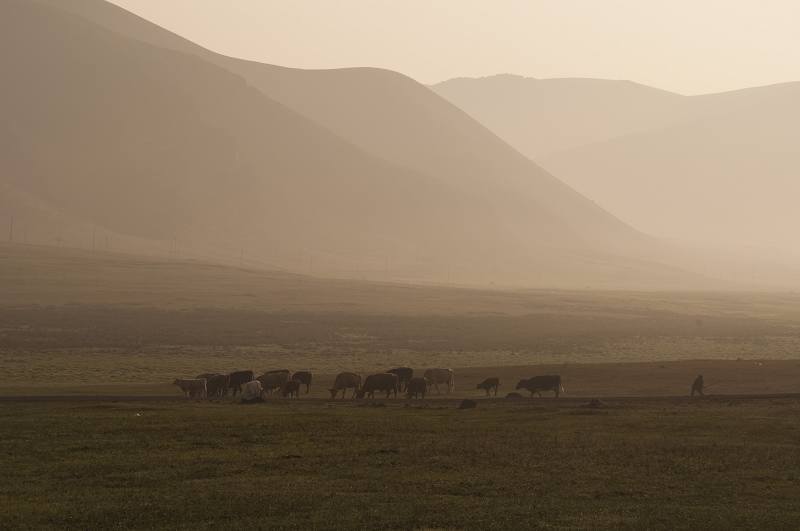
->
691, 374, 705, 397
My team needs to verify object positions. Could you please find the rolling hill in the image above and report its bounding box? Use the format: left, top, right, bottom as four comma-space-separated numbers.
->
431, 74, 689, 159
432, 73, 800, 255
541, 83, 800, 251
1, 0, 716, 288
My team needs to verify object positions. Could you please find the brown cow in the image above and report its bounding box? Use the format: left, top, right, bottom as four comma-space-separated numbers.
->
291, 371, 313, 394
329, 372, 361, 399
476, 377, 500, 397
423, 368, 455, 394
406, 377, 428, 399
356, 373, 399, 399
258, 370, 291, 395
173, 378, 207, 399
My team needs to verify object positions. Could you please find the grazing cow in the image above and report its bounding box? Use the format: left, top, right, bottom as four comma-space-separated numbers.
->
476, 377, 500, 397
228, 370, 255, 396
329, 372, 362, 399
205, 374, 230, 398
240, 380, 264, 403
281, 380, 301, 398
406, 377, 428, 399
516, 375, 564, 398
291, 371, 313, 394
173, 378, 207, 399
423, 368, 455, 394
356, 373, 399, 399
258, 369, 291, 395
387, 367, 413, 392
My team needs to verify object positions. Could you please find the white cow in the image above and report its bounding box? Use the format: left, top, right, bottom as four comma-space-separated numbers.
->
423, 368, 455, 394
240, 379, 264, 402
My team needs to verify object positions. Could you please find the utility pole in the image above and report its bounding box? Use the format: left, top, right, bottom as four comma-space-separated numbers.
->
240, 248, 244, 267
92, 226, 96, 253
8, 216, 13, 242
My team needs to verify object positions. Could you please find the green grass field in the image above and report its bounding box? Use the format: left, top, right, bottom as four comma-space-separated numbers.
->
3, 398, 800, 530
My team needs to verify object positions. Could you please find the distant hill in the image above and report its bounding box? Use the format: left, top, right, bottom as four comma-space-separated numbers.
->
431, 74, 688, 159
432, 74, 800, 254
0, 0, 722, 288
541, 82, 800, 250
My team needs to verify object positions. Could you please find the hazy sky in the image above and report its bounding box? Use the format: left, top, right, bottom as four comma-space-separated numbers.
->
109, 0, 800, 95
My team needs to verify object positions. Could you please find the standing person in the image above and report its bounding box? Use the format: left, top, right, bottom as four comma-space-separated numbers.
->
691, 374, 705, 397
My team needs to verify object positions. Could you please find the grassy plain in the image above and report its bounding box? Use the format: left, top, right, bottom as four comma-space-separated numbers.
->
4, 242, 800, 389
2, 397, 800, 530
3, 243, 800, 528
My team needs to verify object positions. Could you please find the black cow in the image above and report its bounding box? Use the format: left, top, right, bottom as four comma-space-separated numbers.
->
199, 374, 229, 398
228, 370, 255, 396
291, 371, 313, 394
406, 377, 428, 399
387, 367, 413, 392
356, 373, 399, 399
516, 375, 563, 398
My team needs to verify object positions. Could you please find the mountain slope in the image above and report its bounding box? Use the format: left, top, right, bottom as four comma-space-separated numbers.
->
35, 0, 642, 252
1, 0, 716, 288
431, 73, 800, 255
2, 0, 484, 268
541, 83, 800, 250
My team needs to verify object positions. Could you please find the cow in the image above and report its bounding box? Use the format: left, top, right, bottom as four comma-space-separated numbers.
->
228, 370, 255, 396
423, 368, 455, 394
356, 373, 399, 400
406, 377, 428, 399
476, 377, 500, 397
516, 375, 564, 398
258, 369, 291, 395
240, 380, 264, 403
281, 380, 301, 398
329, 372, 362, 399
202, 374, 230, 398
291, 371, 313, 394
387, 367, 413, 392
173, 378, 207, 399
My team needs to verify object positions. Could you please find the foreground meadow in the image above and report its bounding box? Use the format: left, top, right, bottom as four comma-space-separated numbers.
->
2, 398, 799, 529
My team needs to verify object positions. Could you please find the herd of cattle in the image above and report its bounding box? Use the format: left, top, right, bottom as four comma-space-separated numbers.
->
173, 368, 565, 402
